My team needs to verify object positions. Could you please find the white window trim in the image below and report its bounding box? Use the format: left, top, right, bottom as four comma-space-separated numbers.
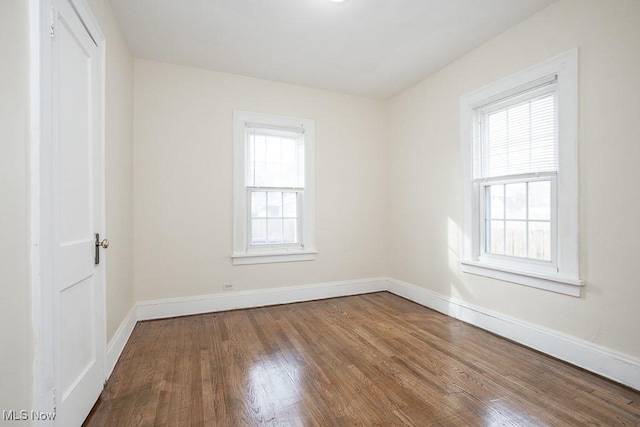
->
460, 49, 583, 297
232, 111, 316, 265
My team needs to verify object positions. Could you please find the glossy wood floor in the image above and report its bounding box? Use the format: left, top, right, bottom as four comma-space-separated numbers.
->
84, 292, 640, 426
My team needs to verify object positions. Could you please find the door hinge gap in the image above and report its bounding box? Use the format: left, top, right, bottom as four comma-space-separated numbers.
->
50, 2, 55, 38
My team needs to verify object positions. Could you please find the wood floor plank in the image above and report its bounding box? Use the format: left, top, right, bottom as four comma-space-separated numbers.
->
84, 292, 640, 426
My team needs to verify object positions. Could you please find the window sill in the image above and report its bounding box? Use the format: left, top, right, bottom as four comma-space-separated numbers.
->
232, 250, 317, 266
460, 260, 584, 297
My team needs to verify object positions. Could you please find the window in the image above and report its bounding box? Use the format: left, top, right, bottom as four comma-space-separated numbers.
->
232, 111, 316, 265
460, 50, 582, 296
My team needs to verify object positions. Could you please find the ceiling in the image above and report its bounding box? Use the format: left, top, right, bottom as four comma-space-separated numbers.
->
109, 0, 557, 100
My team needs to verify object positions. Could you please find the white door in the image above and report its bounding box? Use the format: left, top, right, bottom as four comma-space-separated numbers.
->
51, 0, 106, 425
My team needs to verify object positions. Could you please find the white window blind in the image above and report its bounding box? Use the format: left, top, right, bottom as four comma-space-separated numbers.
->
246, 125, 305, 188
473, 80, 558, 180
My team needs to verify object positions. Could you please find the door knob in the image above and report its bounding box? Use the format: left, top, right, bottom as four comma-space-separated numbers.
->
94, 233, 109, 265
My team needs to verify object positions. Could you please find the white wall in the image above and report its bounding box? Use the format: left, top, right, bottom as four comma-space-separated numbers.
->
86, 0, 135, 342
388, 0, 640, 357
0, 0, 31, 417
134, 59, 388, 301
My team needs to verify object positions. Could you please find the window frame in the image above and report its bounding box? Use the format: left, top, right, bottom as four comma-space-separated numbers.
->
232, 111, 316, 265
460, 50, 583, 296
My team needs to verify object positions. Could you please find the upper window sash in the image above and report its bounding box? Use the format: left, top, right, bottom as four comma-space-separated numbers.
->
245, 124, 305, 189
473, 83, 558, 181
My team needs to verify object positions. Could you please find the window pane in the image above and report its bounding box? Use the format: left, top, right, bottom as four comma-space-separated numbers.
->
489, 185, 504, 219
485, 180, 553, 261
505, 220, 527, 257
251, 191, 266, 218
251, 219, 267, 245
283, 192, 297, 217
529, 222, 551, 261
251, 191, 301, 246
529, 180, 551, 220
505, 183, 526, 220
267, 192, 282, 217
267, 219, 283, 243
283, 219, 297, 243
488, 220, 505, 255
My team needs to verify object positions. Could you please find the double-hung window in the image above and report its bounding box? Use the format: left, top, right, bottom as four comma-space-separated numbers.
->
460, 50, 582, 296
232, 111, 316, 265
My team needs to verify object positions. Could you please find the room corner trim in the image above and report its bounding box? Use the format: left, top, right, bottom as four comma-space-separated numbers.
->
106, 304, 137, 378
385, 277, 640, 391
135, 277, 388, 321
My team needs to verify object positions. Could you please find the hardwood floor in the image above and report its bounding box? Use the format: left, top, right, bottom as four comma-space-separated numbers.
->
84, 292, 640, 426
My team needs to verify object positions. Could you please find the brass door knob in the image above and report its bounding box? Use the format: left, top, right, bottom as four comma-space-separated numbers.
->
94, 233, 109, 265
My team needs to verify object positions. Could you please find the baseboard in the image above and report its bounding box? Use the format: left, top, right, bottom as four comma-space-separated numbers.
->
385, 277, 640, 391
106, 304, 137, 378
136, 277, 387, 321
112, 276, 639, 391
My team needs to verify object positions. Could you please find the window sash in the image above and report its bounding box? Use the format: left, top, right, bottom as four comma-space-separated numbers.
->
477, 175, 558, 271
473, 83, 558, 180
246, 188, 303, 250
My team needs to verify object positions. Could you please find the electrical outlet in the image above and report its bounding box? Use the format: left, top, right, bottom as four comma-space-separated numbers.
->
223, 282, 234, 291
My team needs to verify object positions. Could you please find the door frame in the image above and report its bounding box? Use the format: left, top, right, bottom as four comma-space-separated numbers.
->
30, 0, 107, 421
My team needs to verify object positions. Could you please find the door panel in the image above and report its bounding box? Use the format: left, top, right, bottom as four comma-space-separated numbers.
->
60, 276, 95, 397
52, 0, 105, 425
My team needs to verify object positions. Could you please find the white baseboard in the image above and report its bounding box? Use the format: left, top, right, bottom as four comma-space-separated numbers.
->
385, 277, 640, 391
136, 277, 387, 321
108, 276, 639, 391
106, 305, 137, 378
